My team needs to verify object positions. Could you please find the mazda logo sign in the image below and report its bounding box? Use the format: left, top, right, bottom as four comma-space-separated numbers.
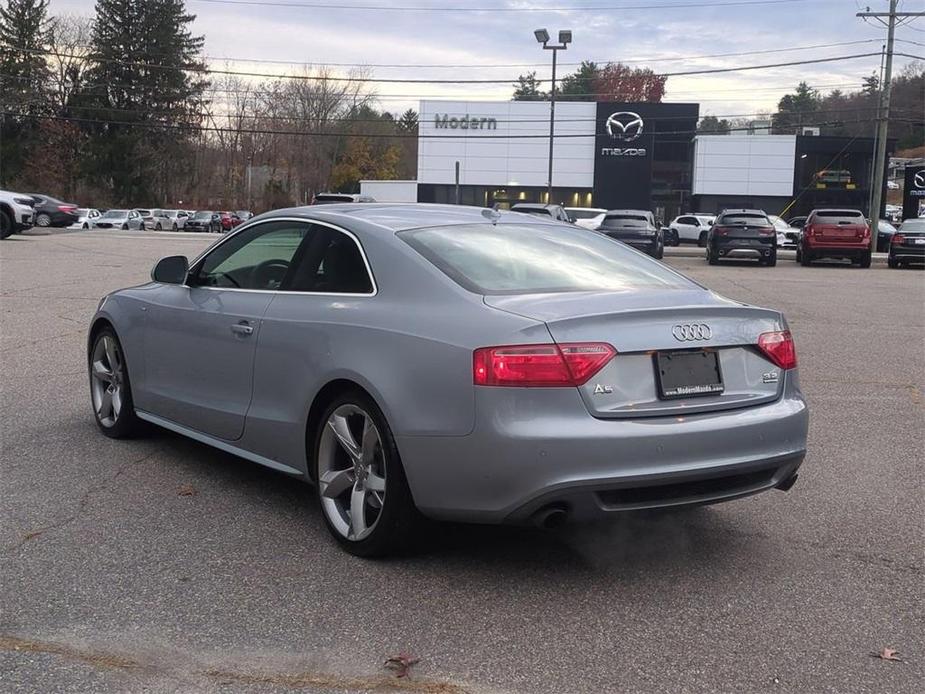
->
914, 171, 925, 189
671, 323, 712, 341
605, 111, 644, 142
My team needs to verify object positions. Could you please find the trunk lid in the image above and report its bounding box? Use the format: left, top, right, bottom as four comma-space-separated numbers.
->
485, 289, 786, 418
809, 210, 868, 242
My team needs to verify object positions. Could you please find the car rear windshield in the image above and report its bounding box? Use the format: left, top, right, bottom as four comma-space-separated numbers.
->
601, 214, 649, 227
567, 209, 601, 220
398, 223, 692, 295
900, 219, 925, 231
814, 210, 864, 222
314, 195, 352, 203
193, 212, 212, 219
718, 213, 769, 225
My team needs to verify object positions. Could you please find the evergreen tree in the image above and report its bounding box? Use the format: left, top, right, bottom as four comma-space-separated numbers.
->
698, 115, 731, 134
558, 61, 599, 101
512, 71, 546, 101
80, 0, 207, 204
0, 0, 52, 185
397, 109, 418, 133
772, 81, 821, 134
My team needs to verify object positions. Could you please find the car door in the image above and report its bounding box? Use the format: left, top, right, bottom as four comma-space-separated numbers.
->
140, 219, 313, 441
673, 216, 699, 242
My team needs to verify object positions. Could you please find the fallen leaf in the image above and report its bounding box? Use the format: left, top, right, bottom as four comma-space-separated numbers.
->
871, 647, 903, 662
383, 652, 419, 678
177, 485, 198, 497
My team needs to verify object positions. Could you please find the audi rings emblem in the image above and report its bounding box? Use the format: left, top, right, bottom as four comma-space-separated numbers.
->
671, 323, 713, 341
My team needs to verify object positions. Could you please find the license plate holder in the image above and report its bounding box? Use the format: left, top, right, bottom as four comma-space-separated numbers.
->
914, 238, 925, 245
655, 350, 724, 400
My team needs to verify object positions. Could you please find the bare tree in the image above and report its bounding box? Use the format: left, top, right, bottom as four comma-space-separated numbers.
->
45, 14, 93, 112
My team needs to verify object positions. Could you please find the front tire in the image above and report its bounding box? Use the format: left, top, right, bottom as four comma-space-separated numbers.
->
0, 210, 13, 239
764, 249, 777, 267
89, 328, 144, 438
82, 222, 89, 229
314, 391, 420, 557
888, 256, 899, 269
653, 238, 664, 259
800, 248, 812, 266
155, 222, 162, 230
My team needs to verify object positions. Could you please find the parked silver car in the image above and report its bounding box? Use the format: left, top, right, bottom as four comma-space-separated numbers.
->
91, 209, 145, 230
150, 209, 190, 230
87, 204, 808, 556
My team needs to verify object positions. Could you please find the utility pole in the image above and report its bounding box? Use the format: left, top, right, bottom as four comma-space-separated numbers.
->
857, 1, 925, 255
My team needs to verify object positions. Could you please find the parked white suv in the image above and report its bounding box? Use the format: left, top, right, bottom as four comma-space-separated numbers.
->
0, 189, 35, 239
150, 209, 190, 230
670, 214, 715, 245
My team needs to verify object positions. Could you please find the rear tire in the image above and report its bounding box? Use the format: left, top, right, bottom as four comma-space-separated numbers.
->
89, 327, 144, 439
653, 239, 664, 259
800, 248, 812, 266
35, 213, 51, 227
707, 246, 719, 265
765, 249, 777, 267
698, 230, 708, 247
888, 256, 899, 269
314, 390, 421, 557
858, 251, 871, 269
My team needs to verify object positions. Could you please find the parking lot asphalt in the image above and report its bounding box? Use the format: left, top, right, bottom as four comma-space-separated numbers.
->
1, 229, 922, 694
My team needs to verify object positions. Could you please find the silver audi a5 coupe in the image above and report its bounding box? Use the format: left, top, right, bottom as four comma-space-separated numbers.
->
87, 204, 808, 556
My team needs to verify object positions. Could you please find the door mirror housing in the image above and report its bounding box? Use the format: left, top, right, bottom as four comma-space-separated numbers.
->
152, 255, 189, 284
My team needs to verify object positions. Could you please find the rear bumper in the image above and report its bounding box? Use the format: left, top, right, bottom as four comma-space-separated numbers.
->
890, 246, 925, 261
397, 373, 808, 523
712, 238, 775, 258
804, 240, 870, 258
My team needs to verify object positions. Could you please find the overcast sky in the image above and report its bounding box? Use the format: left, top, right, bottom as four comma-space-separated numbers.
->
48, 0, 924, 119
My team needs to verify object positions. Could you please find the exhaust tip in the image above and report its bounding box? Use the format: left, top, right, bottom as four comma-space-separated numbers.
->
531, 505, 569, 529
776, 473, 798, 492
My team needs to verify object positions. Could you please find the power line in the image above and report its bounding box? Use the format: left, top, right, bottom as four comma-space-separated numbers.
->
5, 111, 919, 140
10, 47, 893, 82
189, 0, 824, 12
24, 38, 884, 69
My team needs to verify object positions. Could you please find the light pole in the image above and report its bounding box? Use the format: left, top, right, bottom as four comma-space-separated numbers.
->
534, 28, 571, 203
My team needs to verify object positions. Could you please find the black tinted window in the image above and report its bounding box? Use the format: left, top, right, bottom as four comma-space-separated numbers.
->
814, 210, 864, 219
287, 228, 374, 294
601, 214, 649, 228
718, 213, 770, 225
568, 209, 601, 220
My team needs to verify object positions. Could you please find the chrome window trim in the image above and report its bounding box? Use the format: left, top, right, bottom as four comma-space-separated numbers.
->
185, 215, 378, 297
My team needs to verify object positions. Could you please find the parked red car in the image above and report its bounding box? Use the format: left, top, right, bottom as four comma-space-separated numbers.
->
797, 208, 871, 268
215, 211, 241, 231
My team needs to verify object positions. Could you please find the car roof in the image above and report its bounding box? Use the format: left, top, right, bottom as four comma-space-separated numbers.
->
605, 209, 651, 215
260, 203, 568, 232
564, 206, 606, 212
810, 208, 863, 213
719, 209, 766, 215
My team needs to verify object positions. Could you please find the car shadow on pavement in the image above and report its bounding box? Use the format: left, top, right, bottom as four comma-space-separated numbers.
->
145, 426, 756, 576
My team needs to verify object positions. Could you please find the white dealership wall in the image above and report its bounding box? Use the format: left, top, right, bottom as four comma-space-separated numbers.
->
692, 135, 796, 197
417, 100, 596, 188
359, 180, 418, 202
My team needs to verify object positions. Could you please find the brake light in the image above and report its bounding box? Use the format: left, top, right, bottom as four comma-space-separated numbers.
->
714, 226, 729, 236
862, 225, 871, 238
473, 343, 616, 387
805, 224, 816, 237
758, 228, 774, 236
757, 331, 797, 370
891, 234, 904, 245
58, 205, 77, 212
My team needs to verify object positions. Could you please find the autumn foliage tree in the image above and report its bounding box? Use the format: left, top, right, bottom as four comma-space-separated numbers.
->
593, 63, 667, 102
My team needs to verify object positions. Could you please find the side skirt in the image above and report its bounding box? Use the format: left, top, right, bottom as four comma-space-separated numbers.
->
135, 409, 306, 478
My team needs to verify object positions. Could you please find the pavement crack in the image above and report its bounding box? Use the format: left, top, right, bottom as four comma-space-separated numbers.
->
1, 449, 161, 556
0, 635, 143, 671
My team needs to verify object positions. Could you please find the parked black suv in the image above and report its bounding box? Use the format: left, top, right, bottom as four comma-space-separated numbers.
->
597, 209, 664, 258
707, 209, 776, 266
185, 211, 222, 233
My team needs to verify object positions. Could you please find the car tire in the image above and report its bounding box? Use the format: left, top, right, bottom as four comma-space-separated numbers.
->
888, 256, 899, 269
156, 222, 162, 230
0, 210, 13, 239
82, 222, 89, 229
698, 230, 708, 247
35, 213, 51, 227
707, 246, 718, 265
313, 390, 421, 557
765, 249, 777, 267
654, 240, 664, 259
858, 252, 872, 269
88, 327, 144, 439
172, 223, 178, 231
800, 248, 812, 266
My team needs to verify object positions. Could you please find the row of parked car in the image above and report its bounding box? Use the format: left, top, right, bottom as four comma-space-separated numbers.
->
509, 203, 924, 270
72, 208, 254, 232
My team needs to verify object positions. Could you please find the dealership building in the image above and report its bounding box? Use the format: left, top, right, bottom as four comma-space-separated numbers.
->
362, 99, 893, 221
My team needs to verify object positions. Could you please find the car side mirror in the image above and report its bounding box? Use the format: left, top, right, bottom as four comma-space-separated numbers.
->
152, 255, 188, 284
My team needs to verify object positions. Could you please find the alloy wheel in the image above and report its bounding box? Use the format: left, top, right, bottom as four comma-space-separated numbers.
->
90, 335, 125, 427
317, 404, 387, 541
36, 214, 51, 227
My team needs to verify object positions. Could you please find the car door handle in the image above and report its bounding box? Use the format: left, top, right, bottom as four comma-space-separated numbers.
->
230, 322, 254, 336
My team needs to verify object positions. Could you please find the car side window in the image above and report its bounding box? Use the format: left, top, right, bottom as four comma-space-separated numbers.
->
193, 220, 311, 290
286, 227, 374, 294
677, 216, 694, 225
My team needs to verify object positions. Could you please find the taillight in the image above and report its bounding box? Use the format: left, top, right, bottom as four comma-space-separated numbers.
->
758, 229, 774, 236
757, 331, 797, 370
862, 225, 871, 238
805, 224, 815, 237
59, 205, 77, 212
892, 234, 905, 245
473, 343, 616, 387
714, 226, 729, 236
